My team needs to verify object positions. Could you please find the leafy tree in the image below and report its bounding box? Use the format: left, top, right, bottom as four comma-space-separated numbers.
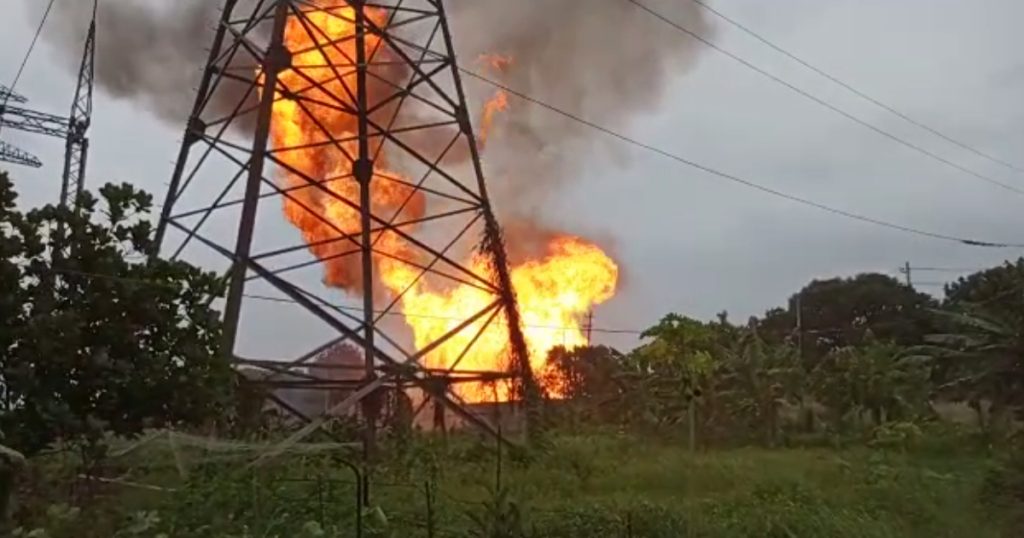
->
544, 345, 625, 424
761, 273, 938, 364
639, 314, 720, 360
0, 171, 232, 458
720, 324, 801, 446
617, 315, 722, 436
922, 305, 1024, 432
944, 259, 1024, 320
814, 338, 930, 430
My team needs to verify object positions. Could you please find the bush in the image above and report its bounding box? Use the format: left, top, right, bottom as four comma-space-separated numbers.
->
982, 454, 1024, 508
981, 454, 1024, 535
868, 421, 923, 451
528, 502, 689, 538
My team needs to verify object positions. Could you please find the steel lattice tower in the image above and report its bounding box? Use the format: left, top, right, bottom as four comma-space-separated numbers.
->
0, 2, 96, 211
60, 9, 96, 211
156, 0, 537, 449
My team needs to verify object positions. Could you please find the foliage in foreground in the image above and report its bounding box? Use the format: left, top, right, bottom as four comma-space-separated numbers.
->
0, 171, 233, 458
9, 431, 1016, 537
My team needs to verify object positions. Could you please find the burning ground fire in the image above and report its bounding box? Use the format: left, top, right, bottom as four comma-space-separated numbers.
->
268, 6, 619, 402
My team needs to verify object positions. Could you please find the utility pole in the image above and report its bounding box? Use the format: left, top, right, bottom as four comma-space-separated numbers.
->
900, 261, 912, 287
585, 310, 594, 346
795, 290, 804, 364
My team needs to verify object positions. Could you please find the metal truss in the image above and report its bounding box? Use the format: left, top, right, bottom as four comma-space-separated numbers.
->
0, 3, 95, 211
60, 12, 96, 210
0, 84, 27, 104
0, 140, 42, 168
0, 86, 42, 169
156, 0, 538, 454
0, 105, 71, 138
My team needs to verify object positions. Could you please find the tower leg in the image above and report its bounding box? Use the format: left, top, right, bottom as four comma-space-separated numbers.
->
222, 2, 291, 356
155, 0, 240, 253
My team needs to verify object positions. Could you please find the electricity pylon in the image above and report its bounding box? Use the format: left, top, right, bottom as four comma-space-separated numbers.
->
0, 3, 96, 211
156, 0, 537, 453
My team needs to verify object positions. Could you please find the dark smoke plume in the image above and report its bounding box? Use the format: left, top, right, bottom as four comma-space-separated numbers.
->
34, 0, 711, 161
448, 0, 713, 215
32, 0, 219, 122
32, 0, 710, 250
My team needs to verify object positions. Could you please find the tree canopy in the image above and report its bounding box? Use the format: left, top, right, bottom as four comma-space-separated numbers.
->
0, 171, 232, 456
760, 273, 938, 363
944, 259, 1024, 318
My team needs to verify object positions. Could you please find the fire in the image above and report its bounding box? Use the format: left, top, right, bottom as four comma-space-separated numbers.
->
478, 90, 509, 150
267, 5, 619, 402
270, 6, 424, 289
478, 53, 514, 73
476, 54, 513, 150
382, 236, 618, 402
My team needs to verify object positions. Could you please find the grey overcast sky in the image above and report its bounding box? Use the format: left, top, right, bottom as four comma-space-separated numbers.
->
2, 0, 1023, 355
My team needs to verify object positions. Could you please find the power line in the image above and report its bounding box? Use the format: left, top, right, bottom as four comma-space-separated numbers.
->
625, 0, 1024, 196
687, 0, 1023, 174
460, 68, 1024, 249
909, 267, 985, 273
0, 0, 57, 138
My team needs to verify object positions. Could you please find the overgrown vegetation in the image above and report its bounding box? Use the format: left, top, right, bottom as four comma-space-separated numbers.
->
2, 170, 1023, 536
7, 432, 1014, 537
542, 270, 1023, 449
0, 171, 232, 462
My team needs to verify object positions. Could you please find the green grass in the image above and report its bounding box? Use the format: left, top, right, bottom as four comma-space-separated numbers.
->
12, 431, 1015, 537
408, 434, 1007, 537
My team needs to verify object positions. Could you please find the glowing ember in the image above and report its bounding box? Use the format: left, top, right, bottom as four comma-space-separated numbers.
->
478, 53, 514, 73
266, 5, 619, 402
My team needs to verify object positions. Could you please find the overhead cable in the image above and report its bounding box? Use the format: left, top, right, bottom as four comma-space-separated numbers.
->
460, 68, 1024, 249
626, 0, 1024, 196
687, 0, 1023, 174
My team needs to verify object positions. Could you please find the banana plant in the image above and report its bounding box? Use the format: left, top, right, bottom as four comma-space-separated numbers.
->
916, 305, 1024, 433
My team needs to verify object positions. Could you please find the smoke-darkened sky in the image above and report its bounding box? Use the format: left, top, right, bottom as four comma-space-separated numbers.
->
3, 0, 1023, 355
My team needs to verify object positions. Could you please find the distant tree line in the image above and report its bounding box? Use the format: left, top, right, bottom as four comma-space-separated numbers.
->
544, 266, 1024, 446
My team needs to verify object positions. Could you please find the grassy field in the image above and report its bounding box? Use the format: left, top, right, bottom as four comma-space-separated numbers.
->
23, 429, 1013, 537
394, 434, 1010, 537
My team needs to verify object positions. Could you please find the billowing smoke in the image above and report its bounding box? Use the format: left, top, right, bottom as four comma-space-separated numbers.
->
446, 0, 712, 253
31, 0, 219, 122
33, 0, 710, 161
31, 0, 710, 259
33, 0, 709, 166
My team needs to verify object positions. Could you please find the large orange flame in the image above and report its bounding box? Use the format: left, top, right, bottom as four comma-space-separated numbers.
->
267, 5, 619, 402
